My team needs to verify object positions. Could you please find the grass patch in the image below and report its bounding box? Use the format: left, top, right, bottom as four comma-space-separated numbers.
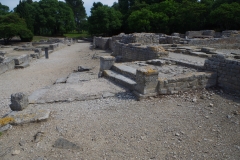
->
0, 132, 2, 137
64, 32, 91, 39
32, 36, 49, 42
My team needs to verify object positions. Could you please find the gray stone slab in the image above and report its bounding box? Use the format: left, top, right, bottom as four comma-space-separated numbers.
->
28, 88, 49, 104
55, 77, 68, 84
6, 107, 51, 125
14, 54, 29, 65
0, 124, 12, 132
190, 51, 211, 58
53, 138, 80, 150
66, 72, 97, 83
28, 78, 125, 104
201, 47, 216, 54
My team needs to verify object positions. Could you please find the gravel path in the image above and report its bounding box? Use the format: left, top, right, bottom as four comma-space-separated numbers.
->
0, 42, 110, 117
0, 89, 239, 159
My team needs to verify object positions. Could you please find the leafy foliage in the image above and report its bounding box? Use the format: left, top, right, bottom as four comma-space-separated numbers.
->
0, 2, 9, 15
15, 0, 75, 36
0, 13, 33, 44
88, 5, 122, 36
210, 2, 240, 30
65, 0, 87, 32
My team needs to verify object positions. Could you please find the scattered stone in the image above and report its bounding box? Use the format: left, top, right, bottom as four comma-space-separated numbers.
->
53, 138, 81, 150
192, 98, 197, 102
9, 92, 29, 111
19, 140, 25, 146
6, 107, 51, 125
34, 131, 44, 143
209, 103, 213, 107
233, 110, 240, 115
234, 145, 240, 150
175, 133, 180, 136
77, 66, 91, 72
12, 150, 20, 155
102, 92, 115, 98
227, 115, 232, 119
200, 94, 206, 99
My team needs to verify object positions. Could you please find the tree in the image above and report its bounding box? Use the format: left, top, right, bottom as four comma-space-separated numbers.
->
0, 2, 9, 15
175, 1, 208, 32
65, 0, 87, 32
128, 8, 154, 32
0, 13, 33, 44
15, 0, 36, 32
210, 2, 240, 30
88, 5, 122, 36
35, 0, 75, 35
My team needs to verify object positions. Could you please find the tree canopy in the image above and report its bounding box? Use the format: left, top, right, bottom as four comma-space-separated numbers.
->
88, 4, 122, 36
0, 13, 33, 44
1, 0, 239, 39
65, 0, 87, 32
15, 0, 75, 35
0, 2, 9, 15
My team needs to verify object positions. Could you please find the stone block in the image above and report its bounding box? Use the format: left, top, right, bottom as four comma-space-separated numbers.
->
14, 54, 29, 65
135, 67, 158, 94
49, 43, 59, 50
159, 89, 167, 94
0, 58, 15, 75
100, 56, 116, 71
166, 36, 180, 44
9, 92, 29, 111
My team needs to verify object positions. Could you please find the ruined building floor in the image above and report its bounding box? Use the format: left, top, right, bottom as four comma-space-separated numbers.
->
0, 42, 239, 159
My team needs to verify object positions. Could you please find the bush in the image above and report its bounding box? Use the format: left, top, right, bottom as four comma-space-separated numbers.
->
19, 29, 33, 42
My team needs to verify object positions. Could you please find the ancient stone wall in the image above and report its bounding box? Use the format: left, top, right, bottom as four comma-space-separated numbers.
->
204, 54, 240, 95
120, 33, 160, 45
113, 41, 168, 61
158, 72, 217, 95
94, 37, 110, 50
188, 37, 240, 49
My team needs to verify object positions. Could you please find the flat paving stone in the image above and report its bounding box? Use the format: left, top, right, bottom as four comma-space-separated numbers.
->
5, 107, 51, 125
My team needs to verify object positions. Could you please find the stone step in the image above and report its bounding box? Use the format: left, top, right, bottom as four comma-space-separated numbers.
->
189, 51, 211, 58
111, 63, 136, 80
103, 70, 137, 90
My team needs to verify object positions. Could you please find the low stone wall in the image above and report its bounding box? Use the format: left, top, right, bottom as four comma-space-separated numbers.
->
188, 37, 240, 49
120, 33, 160, 45
204, 54, 240, 95
94, 37, 111, 50
158, 72, 217, 94
113, 41, 168, 61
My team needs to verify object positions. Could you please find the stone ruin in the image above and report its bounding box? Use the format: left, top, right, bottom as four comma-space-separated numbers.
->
95, 30, 240, 99
0, 38, 75, 75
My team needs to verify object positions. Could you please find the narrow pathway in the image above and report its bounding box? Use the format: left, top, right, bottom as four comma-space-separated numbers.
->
0, 42, 105, 116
